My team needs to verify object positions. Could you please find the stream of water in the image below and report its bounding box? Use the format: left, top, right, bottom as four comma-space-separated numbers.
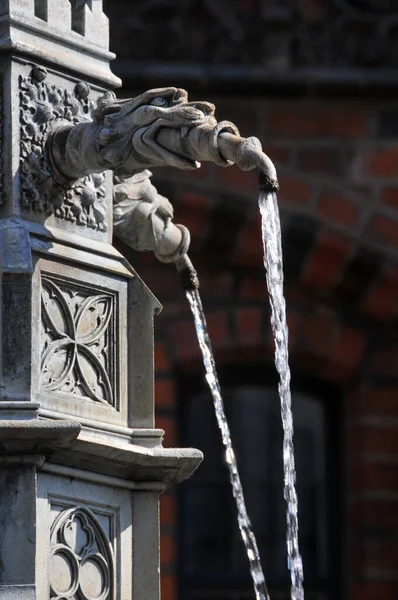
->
186, 189, 303, 600
186, 288, 270, 600
258, 190, 304, 600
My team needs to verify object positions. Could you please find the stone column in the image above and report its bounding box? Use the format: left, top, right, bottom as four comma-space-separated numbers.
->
0, 2, 202, 598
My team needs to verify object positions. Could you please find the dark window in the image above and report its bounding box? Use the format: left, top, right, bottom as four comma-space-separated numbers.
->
178, 377, 341, 600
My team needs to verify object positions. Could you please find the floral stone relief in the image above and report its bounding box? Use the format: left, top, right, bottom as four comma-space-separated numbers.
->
19, 68, 107, 230
41, 275, 116, 406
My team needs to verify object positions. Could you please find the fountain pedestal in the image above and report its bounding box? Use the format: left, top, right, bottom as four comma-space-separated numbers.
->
0, 2, 202, 598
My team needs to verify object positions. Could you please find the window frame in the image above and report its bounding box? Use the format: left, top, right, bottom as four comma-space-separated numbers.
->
176, 363, 344, 600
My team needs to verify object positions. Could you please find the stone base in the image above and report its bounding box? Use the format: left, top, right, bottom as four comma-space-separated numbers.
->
0, 416, 202, 599
0, 585, 36, 599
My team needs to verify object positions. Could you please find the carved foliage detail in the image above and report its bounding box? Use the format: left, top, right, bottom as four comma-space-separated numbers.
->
19, 72, 107, 230
41, 275, 116, 406
50, 506, 114, 600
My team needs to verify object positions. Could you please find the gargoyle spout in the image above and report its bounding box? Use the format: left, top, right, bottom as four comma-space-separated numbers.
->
46, 87, 278, 191
47, 87, 218, 183
156, 122, 278, 191
45, 86, 278, 268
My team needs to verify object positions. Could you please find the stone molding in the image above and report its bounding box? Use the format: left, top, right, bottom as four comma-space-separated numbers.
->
51, 430, 203, 487
0, 0, 120, 87
0, 419, 81, 455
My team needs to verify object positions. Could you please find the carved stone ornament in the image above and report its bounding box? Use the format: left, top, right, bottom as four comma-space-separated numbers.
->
19, 68, 107, 230
41, 275, 116, 406
49, 506, 115, 600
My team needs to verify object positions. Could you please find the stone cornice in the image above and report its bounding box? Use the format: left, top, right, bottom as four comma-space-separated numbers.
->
1, 1, 120, 88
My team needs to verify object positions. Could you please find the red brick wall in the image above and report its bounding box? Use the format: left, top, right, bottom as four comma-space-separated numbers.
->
116, 93, 398, 600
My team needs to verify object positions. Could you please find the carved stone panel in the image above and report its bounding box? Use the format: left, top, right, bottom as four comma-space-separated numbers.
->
33, 257, 129, 428
41, 275, 116, 406
37, 472, 133, 600
49, 506, 115, 600
19, 68, 107, 230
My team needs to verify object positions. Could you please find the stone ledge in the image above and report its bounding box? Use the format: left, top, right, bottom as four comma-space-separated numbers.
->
0, 18, 121, 88
51, 429, 203, 488
0, 585, 36, 599
0, 419, 81, 455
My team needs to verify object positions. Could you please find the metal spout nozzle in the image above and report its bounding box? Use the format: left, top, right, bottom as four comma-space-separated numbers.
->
175, 254, 200, 291
156, 120, 278, 192
217, 132, 279, 192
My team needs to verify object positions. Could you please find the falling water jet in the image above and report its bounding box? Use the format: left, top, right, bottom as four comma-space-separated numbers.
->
176, 163, 304, 600
159, 114, 304, 598
258, 176, 304, 600
214, 136, 305, 600
176, 253, 271, 600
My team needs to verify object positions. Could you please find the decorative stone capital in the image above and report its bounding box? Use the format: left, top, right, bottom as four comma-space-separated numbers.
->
1, 0, 119, 87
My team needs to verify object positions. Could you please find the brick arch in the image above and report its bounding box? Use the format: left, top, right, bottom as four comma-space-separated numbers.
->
127, 174, 396, 341
150, 164, 398, 325
109, 87, 398, 600
149, 238, 397, 600
156, 297, 368, 405
116, 160, 398, 600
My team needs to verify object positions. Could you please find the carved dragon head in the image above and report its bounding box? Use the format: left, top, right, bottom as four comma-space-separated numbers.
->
49, 85, 276, 189
94, 87, 217, 176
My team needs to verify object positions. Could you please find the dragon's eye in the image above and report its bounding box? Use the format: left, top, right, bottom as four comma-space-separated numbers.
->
150, 97, 168, 107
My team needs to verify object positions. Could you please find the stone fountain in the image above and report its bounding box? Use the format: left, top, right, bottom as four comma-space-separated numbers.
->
0, 2, 204, 598
0, 2, 279, 598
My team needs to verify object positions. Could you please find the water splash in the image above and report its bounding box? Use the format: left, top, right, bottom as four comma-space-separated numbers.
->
186, 288, 270, 600
259, 190, 304, 600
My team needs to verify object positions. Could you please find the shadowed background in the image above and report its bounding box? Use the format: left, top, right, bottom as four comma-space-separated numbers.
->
104, 2, 398, 599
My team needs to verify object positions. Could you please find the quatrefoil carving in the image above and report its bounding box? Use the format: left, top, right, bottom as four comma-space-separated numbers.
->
41, 276, 115, 405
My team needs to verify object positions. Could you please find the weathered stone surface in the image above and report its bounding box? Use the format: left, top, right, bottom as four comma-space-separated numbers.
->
0, 467, 37, 591
0, 418, 80, 455
0, 586, 36, 599
0, 3, 204, 600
